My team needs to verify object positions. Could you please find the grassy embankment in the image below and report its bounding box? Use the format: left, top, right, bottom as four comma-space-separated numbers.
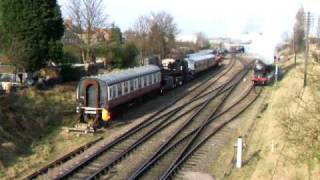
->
0, 84, 96, 179
211, 52, 320, 179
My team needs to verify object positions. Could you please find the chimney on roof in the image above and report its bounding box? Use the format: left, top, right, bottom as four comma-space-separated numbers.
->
64, 19, 73, 30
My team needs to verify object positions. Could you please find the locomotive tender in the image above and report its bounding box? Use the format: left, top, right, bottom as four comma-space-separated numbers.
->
76, 49, 223, 126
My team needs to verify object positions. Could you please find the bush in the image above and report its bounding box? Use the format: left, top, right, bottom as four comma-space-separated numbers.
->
60, 64, 85, 82
312, 52, 320, 63
122, 43, 139, 68
63, 52, 81, 64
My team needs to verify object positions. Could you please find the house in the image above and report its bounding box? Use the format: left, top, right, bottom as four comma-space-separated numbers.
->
62, 19, 112, 46
63, 29, 82, 45
62, 19, 82, 45
92, 28, 111, 43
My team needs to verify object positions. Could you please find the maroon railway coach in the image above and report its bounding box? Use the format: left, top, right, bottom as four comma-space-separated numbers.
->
76, 65, 161, 124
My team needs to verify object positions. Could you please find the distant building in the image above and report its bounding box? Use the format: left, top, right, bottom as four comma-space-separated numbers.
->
92, 28, 112, 43
62, 19, 82, 45
63, 29, 82, 45
62, 19, 112, 46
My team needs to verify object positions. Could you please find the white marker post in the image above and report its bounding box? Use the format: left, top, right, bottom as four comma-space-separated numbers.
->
236, 137, 243, 168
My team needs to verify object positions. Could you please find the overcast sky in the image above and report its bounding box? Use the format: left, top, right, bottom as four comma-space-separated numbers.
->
58, 0, 320, 61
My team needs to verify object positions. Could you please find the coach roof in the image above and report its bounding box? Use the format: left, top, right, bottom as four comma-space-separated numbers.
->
85, 65, 161, 85
185, 54, 216, 62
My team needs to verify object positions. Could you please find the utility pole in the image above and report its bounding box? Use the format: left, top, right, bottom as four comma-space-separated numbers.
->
304, 12, 312, 88
317, 16, 320, 45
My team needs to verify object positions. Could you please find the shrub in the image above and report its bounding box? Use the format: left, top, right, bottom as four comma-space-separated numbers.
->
60, 64, 85, 82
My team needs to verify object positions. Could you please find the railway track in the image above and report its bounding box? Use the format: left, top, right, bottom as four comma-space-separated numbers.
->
128, 62, 254, 180
174, 86, 262, 179
26, 57, 246, 180
22, 137, 103, 180
47, 59, 240, 179
159, 87, 261, 180
83, 71, 245, 180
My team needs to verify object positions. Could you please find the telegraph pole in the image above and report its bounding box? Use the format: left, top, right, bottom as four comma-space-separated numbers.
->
293, 31, 296, 66
317, 16, 320, 44
304, 12, 311, 88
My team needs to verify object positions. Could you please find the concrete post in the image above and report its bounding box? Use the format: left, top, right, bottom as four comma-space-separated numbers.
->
236, 137, 243, 168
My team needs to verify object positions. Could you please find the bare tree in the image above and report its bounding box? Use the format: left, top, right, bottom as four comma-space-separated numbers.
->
132, 15, 150, 64
317, 16, 320, 45
128, 11, 179, 63
293, 6, 305, 52
195, 32, 210, 49
149, 11, 179, 58
66, 0, 108, 63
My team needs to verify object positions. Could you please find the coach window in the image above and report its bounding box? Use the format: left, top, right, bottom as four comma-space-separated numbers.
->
138, 77, 142, 88
151, 74, 155, 84
114, 86, 118, 98
111, 85, 116, 99
158, 72, 161, 82
135, 78, 138, 90
130, 80, 134, 92
113, 85, 117, 98
117, 84, 122, 96
147, 75, 150, 85
109, 86, 113, 100
124, 81, 128, 94
144, 76, 147, 87
112, 86, 116, 99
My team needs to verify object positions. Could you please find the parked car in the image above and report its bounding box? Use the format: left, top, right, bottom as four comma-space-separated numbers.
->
0, 73, 22, 93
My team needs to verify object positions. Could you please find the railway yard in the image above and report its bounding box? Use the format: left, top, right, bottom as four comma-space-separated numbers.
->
1, 1, 320, 179
16, 54, 263, 180
2, 49, 319, 180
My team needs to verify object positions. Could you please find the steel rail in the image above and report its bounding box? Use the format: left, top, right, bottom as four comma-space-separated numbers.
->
23, 137, 103, 180
128, 63, 252, 180
52, 59, 236, 179
160, 87, 262, 179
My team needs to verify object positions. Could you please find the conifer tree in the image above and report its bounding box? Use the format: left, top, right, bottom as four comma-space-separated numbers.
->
0, 0, 64, 71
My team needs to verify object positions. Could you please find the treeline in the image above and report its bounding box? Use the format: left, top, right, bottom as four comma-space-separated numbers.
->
0, 0, 215, 79
0, 0, 183, 74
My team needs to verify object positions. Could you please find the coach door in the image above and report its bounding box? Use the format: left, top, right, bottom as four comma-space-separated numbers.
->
84, 80, 100, 109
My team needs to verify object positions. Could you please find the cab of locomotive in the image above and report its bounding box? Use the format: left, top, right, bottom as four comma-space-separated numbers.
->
76, 78, 110, 124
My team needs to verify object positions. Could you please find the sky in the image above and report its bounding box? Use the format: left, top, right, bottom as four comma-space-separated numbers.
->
58, 0, 320, 62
